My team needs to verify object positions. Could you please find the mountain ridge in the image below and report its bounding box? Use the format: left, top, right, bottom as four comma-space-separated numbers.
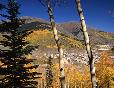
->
0, 16, 114, 48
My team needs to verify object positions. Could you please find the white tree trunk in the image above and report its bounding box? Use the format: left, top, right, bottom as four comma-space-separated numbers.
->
75, 0, 97, 88
47, 0, 66, 88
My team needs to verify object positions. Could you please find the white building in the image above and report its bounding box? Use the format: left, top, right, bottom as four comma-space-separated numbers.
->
96, 45, 111, 50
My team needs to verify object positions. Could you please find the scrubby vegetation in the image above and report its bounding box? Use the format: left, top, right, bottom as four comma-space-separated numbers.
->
25, 30, 84, 49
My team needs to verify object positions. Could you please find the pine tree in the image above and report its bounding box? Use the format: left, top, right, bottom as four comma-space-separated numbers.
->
46, 55, 53, 88
0, 3, 5, 10
0, 0, 39, 87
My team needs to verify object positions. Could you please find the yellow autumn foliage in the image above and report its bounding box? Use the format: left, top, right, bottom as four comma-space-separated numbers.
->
96, 51, 114, 88
45, 62, 91, 88
25, 30, 55, 46
25, 30, 84, 49
30, 51, 114, 88
66, 37, 83, 48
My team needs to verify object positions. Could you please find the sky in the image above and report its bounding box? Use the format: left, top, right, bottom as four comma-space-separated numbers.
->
0, 0, 114, 32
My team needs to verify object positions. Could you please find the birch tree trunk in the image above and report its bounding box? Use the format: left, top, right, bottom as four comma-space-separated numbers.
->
75, 0, 97, 88
47, 0, 66, 88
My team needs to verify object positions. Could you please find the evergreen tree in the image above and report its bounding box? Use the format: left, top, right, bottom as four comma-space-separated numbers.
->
0, 0, 39, 87
46, 55, 53, 88
0, 3, 5, 10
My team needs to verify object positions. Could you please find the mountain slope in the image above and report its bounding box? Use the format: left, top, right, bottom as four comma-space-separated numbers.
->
57, 22, 114, 47
0, 16, 114, 65
0, 16, 114, 49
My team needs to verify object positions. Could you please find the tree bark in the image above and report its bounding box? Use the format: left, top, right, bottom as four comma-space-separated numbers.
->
75, 0, 97, 88
47, 0, 66, 88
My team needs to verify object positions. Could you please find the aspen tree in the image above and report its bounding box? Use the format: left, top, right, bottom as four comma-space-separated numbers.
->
38, 0, 66, 87
75, 0, 97, 88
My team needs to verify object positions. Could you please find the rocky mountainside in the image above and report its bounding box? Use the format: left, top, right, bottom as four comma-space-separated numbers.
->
20, 16, 49, 23
19, 16, 114, 64
19, 16, 114, 47
57, 22, 114, 47
0, 16, 114, 64
1, 16, 114, 47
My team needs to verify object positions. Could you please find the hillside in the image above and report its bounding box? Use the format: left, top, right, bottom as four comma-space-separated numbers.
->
20, 17, 114, 48
57, 22, 114, 47
0, 16, 114, 64
0, 16, 114, 49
